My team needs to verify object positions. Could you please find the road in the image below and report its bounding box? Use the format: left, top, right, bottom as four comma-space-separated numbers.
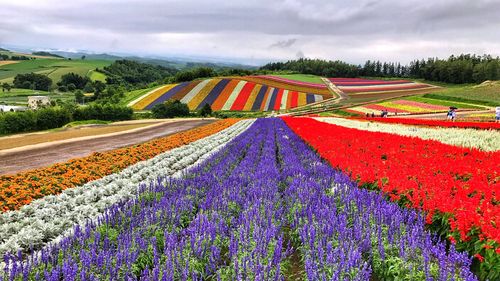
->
0, 119, 214, 175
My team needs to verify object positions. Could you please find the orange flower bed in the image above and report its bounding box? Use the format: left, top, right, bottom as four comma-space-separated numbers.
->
0, 119, 239, 212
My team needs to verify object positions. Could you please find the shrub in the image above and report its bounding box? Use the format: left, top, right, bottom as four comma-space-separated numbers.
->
151, 100, 190, 118
199, 103, 212, 117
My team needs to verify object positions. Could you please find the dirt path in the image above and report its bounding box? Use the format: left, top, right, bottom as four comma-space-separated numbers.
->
0, 119, 214, 175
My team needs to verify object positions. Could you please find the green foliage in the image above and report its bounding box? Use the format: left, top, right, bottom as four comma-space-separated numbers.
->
31, 51, 64, 58
13, 73, 52, 91
73, 104, 133, 121
151, 100, 190, 118
213, 111, 266, 119
58, 72, 91, 89
0, 107, 70, 135
261, 58, 360, 78
101, 60, 177, 88
199, 103, 213, 117
174, 67, 216, 82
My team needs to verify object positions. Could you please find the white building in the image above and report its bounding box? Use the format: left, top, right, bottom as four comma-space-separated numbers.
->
28, 95, 51, 109
0, 105, 27, 112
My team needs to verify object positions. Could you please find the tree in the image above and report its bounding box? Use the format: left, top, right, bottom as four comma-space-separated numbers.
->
81, 55, 86, 60
1, 83, 11, 92
13, 73, 52, 91
59, 73, 91, 89
151, 100, 190, 118
199, 103, 212, 117
75, 90, 84, 104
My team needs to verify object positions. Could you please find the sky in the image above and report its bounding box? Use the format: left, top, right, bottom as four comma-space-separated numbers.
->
1, 0, 500, 66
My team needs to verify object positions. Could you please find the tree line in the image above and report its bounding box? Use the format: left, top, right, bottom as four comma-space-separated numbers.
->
261, 54, 500, 84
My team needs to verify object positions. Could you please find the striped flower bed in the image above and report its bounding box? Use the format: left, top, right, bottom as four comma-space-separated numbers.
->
348, 99, 469, 116
132, 78, 328, 111
252, 75, 327, 89
329, 78, 437, 94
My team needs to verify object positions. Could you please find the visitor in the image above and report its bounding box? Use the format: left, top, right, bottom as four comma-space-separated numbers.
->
496, 107, 500, 123
366, 112, 370, 118
447, 109, 453, 121
451, 109, 457, 122
371, 112, 375, 118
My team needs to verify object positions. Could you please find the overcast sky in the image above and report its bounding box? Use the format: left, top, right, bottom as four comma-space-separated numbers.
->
1, 0, 500, 65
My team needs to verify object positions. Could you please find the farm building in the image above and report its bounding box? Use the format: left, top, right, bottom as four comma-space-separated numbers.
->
28, 95, 51, 109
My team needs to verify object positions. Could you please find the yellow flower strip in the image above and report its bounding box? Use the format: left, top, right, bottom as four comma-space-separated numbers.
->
187, 78, 222, 110
243, 84, 262, 111
132, 84, 178, 110
297, 92, 307, 107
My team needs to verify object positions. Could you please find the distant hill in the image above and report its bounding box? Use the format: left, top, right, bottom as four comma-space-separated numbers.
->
32, 51, 64, 58
50, 51, 122, 61
0, 47, 9, 52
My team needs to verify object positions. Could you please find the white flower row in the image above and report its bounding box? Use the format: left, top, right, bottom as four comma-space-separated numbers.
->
0, 119, 254, 256
316, 117, 500, 152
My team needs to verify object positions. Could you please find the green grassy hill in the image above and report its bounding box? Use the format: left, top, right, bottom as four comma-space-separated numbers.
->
0, 88, 75, 105
0, 57, 112, 84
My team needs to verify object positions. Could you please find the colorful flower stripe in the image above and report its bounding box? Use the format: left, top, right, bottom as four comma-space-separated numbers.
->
317, 117, 500, 151
364, 103, 413, 113
170, 80, 201, 101
392, 99, 450, 110
230, 81, 255, 111
242, 84, 261, 111
196, 79, 231, 110
134, 78, 332, 112
340, 83, 432, 93
330, 78, 411, 86
222, 80, 247, 110
378, 101, 446, 113
330, 78, 410, 83
0, 120, 254, 256
0, 119, 239, 212
251, 85, 268, 111
180, 79, 213, 104
131, 84, 178, 110
186, 78, 222, 109
239, 76, 331, 95
253, 75, 327, 88
352, 117, 500, 130
144, 82, 190, 110
283, 117, 500, 253
211, 79, 239, 111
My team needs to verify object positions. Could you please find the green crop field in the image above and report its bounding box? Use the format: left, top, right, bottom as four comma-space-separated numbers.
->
0, 88, 75, 105
0, 58, 112, 84
88, 70, 107, 82
425, 82, 500, 105
119, 86, 158, 106
271, 74, 324, 84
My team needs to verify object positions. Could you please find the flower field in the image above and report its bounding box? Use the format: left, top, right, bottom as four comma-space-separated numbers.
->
329, 78, 438, 94
347, 99, 456, 116
131, 77, 332, 111
0, 119, 239, 212
284, 117, 500, 279
1, 119, 479, 280
355, 117, 500, 130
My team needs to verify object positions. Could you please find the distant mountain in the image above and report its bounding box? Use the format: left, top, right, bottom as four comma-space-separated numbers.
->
50, 51, 122, 61
0, 47, 9, 52
32, 51, 64, 58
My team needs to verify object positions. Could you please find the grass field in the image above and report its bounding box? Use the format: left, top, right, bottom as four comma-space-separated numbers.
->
0, 88, 74, 105
0, 58, 112, 84
271, 74, 324, 84
88, 70, 107, 82
405, 96, 488, 109
119, 86, 158, 106
428, 82, 500, 104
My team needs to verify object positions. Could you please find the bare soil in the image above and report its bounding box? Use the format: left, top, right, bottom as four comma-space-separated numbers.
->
0, 119, 214, 175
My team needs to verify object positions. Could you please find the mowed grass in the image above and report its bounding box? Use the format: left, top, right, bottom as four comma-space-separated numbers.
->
0, 58, 112, 84
88, 70, 107, 82
119, 86, 159, 106
271, 74, 324, 84
428, 82, 500, 104
0, 88, 75, 105
405, 96, 487, 109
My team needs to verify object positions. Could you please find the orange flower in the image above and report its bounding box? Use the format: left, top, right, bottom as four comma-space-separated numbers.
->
0, 119, 239, 212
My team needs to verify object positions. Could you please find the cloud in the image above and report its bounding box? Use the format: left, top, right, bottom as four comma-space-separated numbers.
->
0, 0, 499, 65
269, 39, 297, 49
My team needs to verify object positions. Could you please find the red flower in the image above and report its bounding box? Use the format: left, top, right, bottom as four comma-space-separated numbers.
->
474, 254, 484, 263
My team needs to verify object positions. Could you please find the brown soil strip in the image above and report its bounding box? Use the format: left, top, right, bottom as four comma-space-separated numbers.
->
0, 60, 19, 66
0, 123, 157, 151
0, 119, 214, 175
